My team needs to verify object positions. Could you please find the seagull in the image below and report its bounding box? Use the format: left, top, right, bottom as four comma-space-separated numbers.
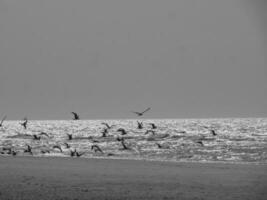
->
53, 145, 63, 153
156, 143, 163, 148
131, 107, 151, 117
71, 112, 80, 120
149, 123, 157, 129
24, 145, 33, 155
33, 134, 41, 140
70, 149, 77, 157
91, 144, 103, 153
117, 128, 127, 135
67, 133, 73, 140
101, 128, 108, 137
101, 122, 115, 130
76, 151, 85, 157
39, 132, 50, 138
196, 140, 204, 146
64, 142, 71, 148
137, 121, 143, 129
120, 139, 129, 150
41, 149, 50, 154
210, 129, 217, 136
20, 117, 28, 129
0, 115, 7, 127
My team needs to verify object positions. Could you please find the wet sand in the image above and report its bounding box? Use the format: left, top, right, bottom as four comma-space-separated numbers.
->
0, 156, 266, 200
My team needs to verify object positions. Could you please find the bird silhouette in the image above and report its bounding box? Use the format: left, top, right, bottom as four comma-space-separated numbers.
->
20, 118, 28, 129
149, 123, 157, 129
41, 149, 50, 154
67, 133, 73, 140
210, 129, 217, 136
0, 115, 7, 127
137, 121, 143, 129
117, 128, 127, 135
120, 139, 129, 150
91, 144, 103, 153
156, 143, 163, 148
53, 145, 63, 153
196, 140, 204, 146
33, 134, 41, 140
101, 122, 115, 129
71, 112, 80, 120
131, 107, 151, 116
39, 132, 50, 138
64, 142, 71, 148
76, 151, 85, 157
24, 145, 33, 155
101, 128, 108, 137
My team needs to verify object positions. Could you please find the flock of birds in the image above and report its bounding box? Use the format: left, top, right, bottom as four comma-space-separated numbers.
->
0, 107, 219, 159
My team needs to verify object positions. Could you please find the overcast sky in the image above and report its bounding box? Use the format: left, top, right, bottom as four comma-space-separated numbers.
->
0, 0, 266, 120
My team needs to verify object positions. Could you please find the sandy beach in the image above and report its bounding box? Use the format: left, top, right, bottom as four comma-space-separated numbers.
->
0, 156, 266, 200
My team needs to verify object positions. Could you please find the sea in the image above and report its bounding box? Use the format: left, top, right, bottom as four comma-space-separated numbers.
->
1, 118, 267, 164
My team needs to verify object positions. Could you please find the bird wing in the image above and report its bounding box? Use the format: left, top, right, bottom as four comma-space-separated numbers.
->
131, 111, 141, 115
0, 115, 7, 125
141, 107, 151, 114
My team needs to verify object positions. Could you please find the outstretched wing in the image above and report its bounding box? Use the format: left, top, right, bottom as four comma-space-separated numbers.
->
0, 115, 7, 125
131, 111, 141, 115
141, 107, 151, 114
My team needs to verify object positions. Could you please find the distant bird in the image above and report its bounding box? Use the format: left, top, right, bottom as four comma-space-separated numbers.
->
20, 118, 28, 129
196, 140, 204, 146
210, 129, 217, 136
91, 144, 103, 153
71, 112, 80, 120
33, 134, 41, 140
24, 145, 33, 155
137, 121, 143, 129
64, 142, 71, 148
76, 151, 85, 157
156, 143, 163, 148
149, 123, 157, 129
131, 107, 151, 117
101, 128, 108, 137
0, 115, 7, 127
145, 130, 156, 135
101, 122, 115, 129
67, 133, 73, 140
41, 149, 50, 154
53, 145, 63, 153
120, 139, 129, 150
39, 132, 50, 138
117, 128, 127, 135
70, 149, 77, 157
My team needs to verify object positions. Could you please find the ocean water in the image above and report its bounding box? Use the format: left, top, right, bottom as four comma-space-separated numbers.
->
0, 118, 267, 164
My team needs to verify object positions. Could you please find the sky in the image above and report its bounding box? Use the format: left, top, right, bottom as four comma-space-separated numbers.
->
0, 0, 266, 120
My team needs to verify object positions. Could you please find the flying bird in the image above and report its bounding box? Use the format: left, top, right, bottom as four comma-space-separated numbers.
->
71, 112, 80, 120
67, 133, 73, 140
24, 145, 33, 155
131, 107, 151, 116
101, 122, 115, 129
0, 115, 7, 127
137, 121, 143, 129
101, 128, 108, 137
117, 128, 127, 135
196, 140, 204, 146
91, 144, 103, 153
20, 117, 28, 129
149, 123, 157, 129
53, 145, 63, 153
210, 129, 217, 136
33, 134, 41, 140
64, 142, 71, 148
39, 132, 50, 138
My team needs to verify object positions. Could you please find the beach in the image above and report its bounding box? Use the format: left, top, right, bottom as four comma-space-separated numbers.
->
0, 156, 266, 200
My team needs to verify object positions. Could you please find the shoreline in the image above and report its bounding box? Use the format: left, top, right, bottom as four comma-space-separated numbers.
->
1, 154, 267, 165
0, 156, 267, 200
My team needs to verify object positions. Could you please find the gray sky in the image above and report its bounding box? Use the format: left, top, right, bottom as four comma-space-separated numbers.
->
0, 0, 266, 120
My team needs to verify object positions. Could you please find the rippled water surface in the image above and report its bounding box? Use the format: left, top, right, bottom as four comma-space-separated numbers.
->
1, 118, 267, 163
